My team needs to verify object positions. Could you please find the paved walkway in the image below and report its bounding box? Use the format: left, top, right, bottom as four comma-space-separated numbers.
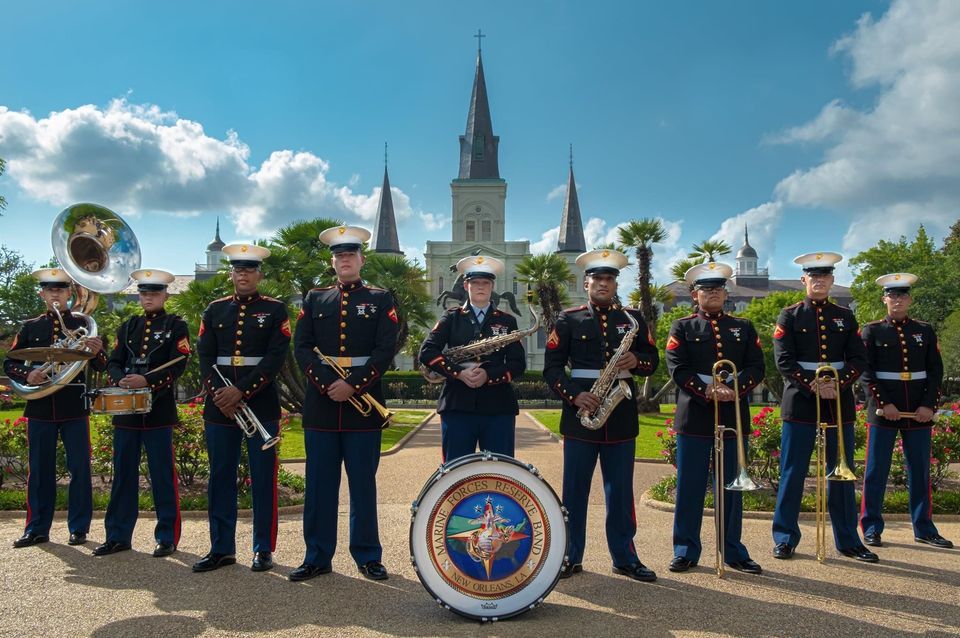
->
1, 413, 958, 637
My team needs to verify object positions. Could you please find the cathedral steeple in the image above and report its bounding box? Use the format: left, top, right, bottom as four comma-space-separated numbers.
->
371, 144, 403, 255
556, 145, 586, 253
458, 30, 501, 180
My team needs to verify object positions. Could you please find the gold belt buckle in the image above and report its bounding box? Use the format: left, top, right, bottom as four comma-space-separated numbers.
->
232, 355, 244, 366
900, 371, 912, 381
336, 356, 351, 367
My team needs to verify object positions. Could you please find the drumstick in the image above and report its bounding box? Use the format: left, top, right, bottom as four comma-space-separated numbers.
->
874, 409, 938, 422
144, 355, 187, 376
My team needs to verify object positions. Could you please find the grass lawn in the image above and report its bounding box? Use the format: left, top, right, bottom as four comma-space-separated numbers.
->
0, 408, 24, 423
528, 405, 779, 460
278, 409, 432, 458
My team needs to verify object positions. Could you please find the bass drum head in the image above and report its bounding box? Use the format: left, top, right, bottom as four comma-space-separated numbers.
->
409, 452, 568, 622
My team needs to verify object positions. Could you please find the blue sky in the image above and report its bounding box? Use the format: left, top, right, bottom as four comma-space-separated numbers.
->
2, 0, 958, 286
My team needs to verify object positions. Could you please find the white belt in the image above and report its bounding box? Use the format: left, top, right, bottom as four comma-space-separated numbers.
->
876, 371, 927, 381
798, 361, 845, 371
216, 356, 262, 366
571, 369, 632, 380
319, 355, 370, 367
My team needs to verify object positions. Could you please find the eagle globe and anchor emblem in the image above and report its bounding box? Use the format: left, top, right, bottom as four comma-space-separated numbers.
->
410, 452, 569, 622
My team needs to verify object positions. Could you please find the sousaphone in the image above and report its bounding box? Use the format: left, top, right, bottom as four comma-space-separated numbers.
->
9, 203, 140, 399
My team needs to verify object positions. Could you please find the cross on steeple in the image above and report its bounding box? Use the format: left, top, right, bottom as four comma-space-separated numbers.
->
474, 29, 486, 53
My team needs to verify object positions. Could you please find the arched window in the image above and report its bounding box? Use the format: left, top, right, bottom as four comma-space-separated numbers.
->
465, 220, 476, 242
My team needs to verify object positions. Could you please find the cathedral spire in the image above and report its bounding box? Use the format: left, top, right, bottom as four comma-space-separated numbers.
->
458, 30, 501, 180
371, 144, 403, 255
556, 145, 586, 253
207, 216, 225, 252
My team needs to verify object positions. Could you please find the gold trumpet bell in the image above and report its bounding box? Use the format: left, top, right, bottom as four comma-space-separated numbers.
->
725, 467, 759, 492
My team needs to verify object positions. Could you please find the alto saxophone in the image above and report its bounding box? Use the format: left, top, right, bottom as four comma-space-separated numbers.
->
578, 310, 639, 430
420, 306, 540, 384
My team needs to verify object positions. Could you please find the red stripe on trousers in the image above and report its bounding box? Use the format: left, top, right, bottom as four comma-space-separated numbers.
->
859, 424, 871, 530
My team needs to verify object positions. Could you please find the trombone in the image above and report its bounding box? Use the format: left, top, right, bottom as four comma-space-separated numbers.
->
212, 365, 280, 451
313, 348, 394, 428
711, 359, 759, 578
814, 365, 857, 563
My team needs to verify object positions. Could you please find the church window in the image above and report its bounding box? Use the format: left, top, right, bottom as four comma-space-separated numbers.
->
513, 279, 518, 295
438, 276, 444, 294
473, 135, 485, 160
465, 221, 476, 242
481, 220, 491, 242
537, 328, 546, 349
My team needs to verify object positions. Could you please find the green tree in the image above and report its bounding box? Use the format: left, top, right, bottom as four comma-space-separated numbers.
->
670, 257, 702, 283
939, 309, 960, 400
627, 282, 674, 310
167, 273, 233, 398
740, 290, 806, 401
848, 226, 953, 327
687, 239, 732, 263
617, 218, 668, 411
647, 304, 696, 402
362, 252, 432, 357
0, 245, 44, 340
516, 253, 574, 333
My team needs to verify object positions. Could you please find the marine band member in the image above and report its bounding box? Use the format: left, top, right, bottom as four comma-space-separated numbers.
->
771, 252, 877, 563
543, 249, 659, 581
418, 255, 526, 461
859, 273, 952, 549
666, 262, 764, 574
93, 269, 190, 558
290, 225, 399, 582
4, 267, 107, 548
193, 244, 291, 573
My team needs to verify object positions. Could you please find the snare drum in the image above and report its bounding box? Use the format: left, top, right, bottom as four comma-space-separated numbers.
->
90, 387, 152, 415
409, 452, 568, 622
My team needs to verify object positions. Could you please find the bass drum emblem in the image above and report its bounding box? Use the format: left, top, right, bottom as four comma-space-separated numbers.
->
409, 452, 568, 622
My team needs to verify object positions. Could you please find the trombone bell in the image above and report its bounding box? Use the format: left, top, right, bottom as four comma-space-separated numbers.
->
726, 467, 759, 492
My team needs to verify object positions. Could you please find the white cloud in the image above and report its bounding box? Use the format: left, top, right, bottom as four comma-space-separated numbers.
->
418, 211, 449, 231
710, 201, 784, 269
529, 225, 560, 254
770, 0, 960, 248
546, 183, 567, 202
0, 98, 428, 238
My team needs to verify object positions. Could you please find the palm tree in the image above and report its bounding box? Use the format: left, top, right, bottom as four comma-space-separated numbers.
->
670, 257, 703, 283
362, 253, 432, 358
516, 253, 575, 332
617, 218, 666, 327
627, 282, 674, 311
688, 239, 732, 263
167, 274, 233, 397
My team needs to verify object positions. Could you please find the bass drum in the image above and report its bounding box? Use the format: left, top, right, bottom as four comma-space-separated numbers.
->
409, 452, 568, 622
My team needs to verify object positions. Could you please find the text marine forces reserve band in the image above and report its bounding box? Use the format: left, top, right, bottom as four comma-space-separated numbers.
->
194, 243, 291, 574
94, 269, 190, 558
542, 249, 660, 582
418, 254, 527, 462
290, 225, 399, 583
859, 273, 952, 549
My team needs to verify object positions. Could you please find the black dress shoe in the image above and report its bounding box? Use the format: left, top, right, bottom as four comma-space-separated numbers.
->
288, 563, 332, 582
726, 559, 763, 575
153, 543, 176, 558
251, 551, 274, 572
839, 546, 879, 563
558, 563, 583, 579
358, 560, 389, 581
12, 533, 49, 548
92, 540, 132, 556
863, 533, 882, 547
192, 552, 237, 572
669, 556, 697, 572
612, 562, 657, 582
915, 534, 954, 549
773, 543, 795, 559
68, 532, 87, 546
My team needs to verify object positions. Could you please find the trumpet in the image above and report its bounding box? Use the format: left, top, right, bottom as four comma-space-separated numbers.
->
212, 365, 280, 451
314, 348, 394, 428
711, 359, 759, 578
814, 365, 856, 563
